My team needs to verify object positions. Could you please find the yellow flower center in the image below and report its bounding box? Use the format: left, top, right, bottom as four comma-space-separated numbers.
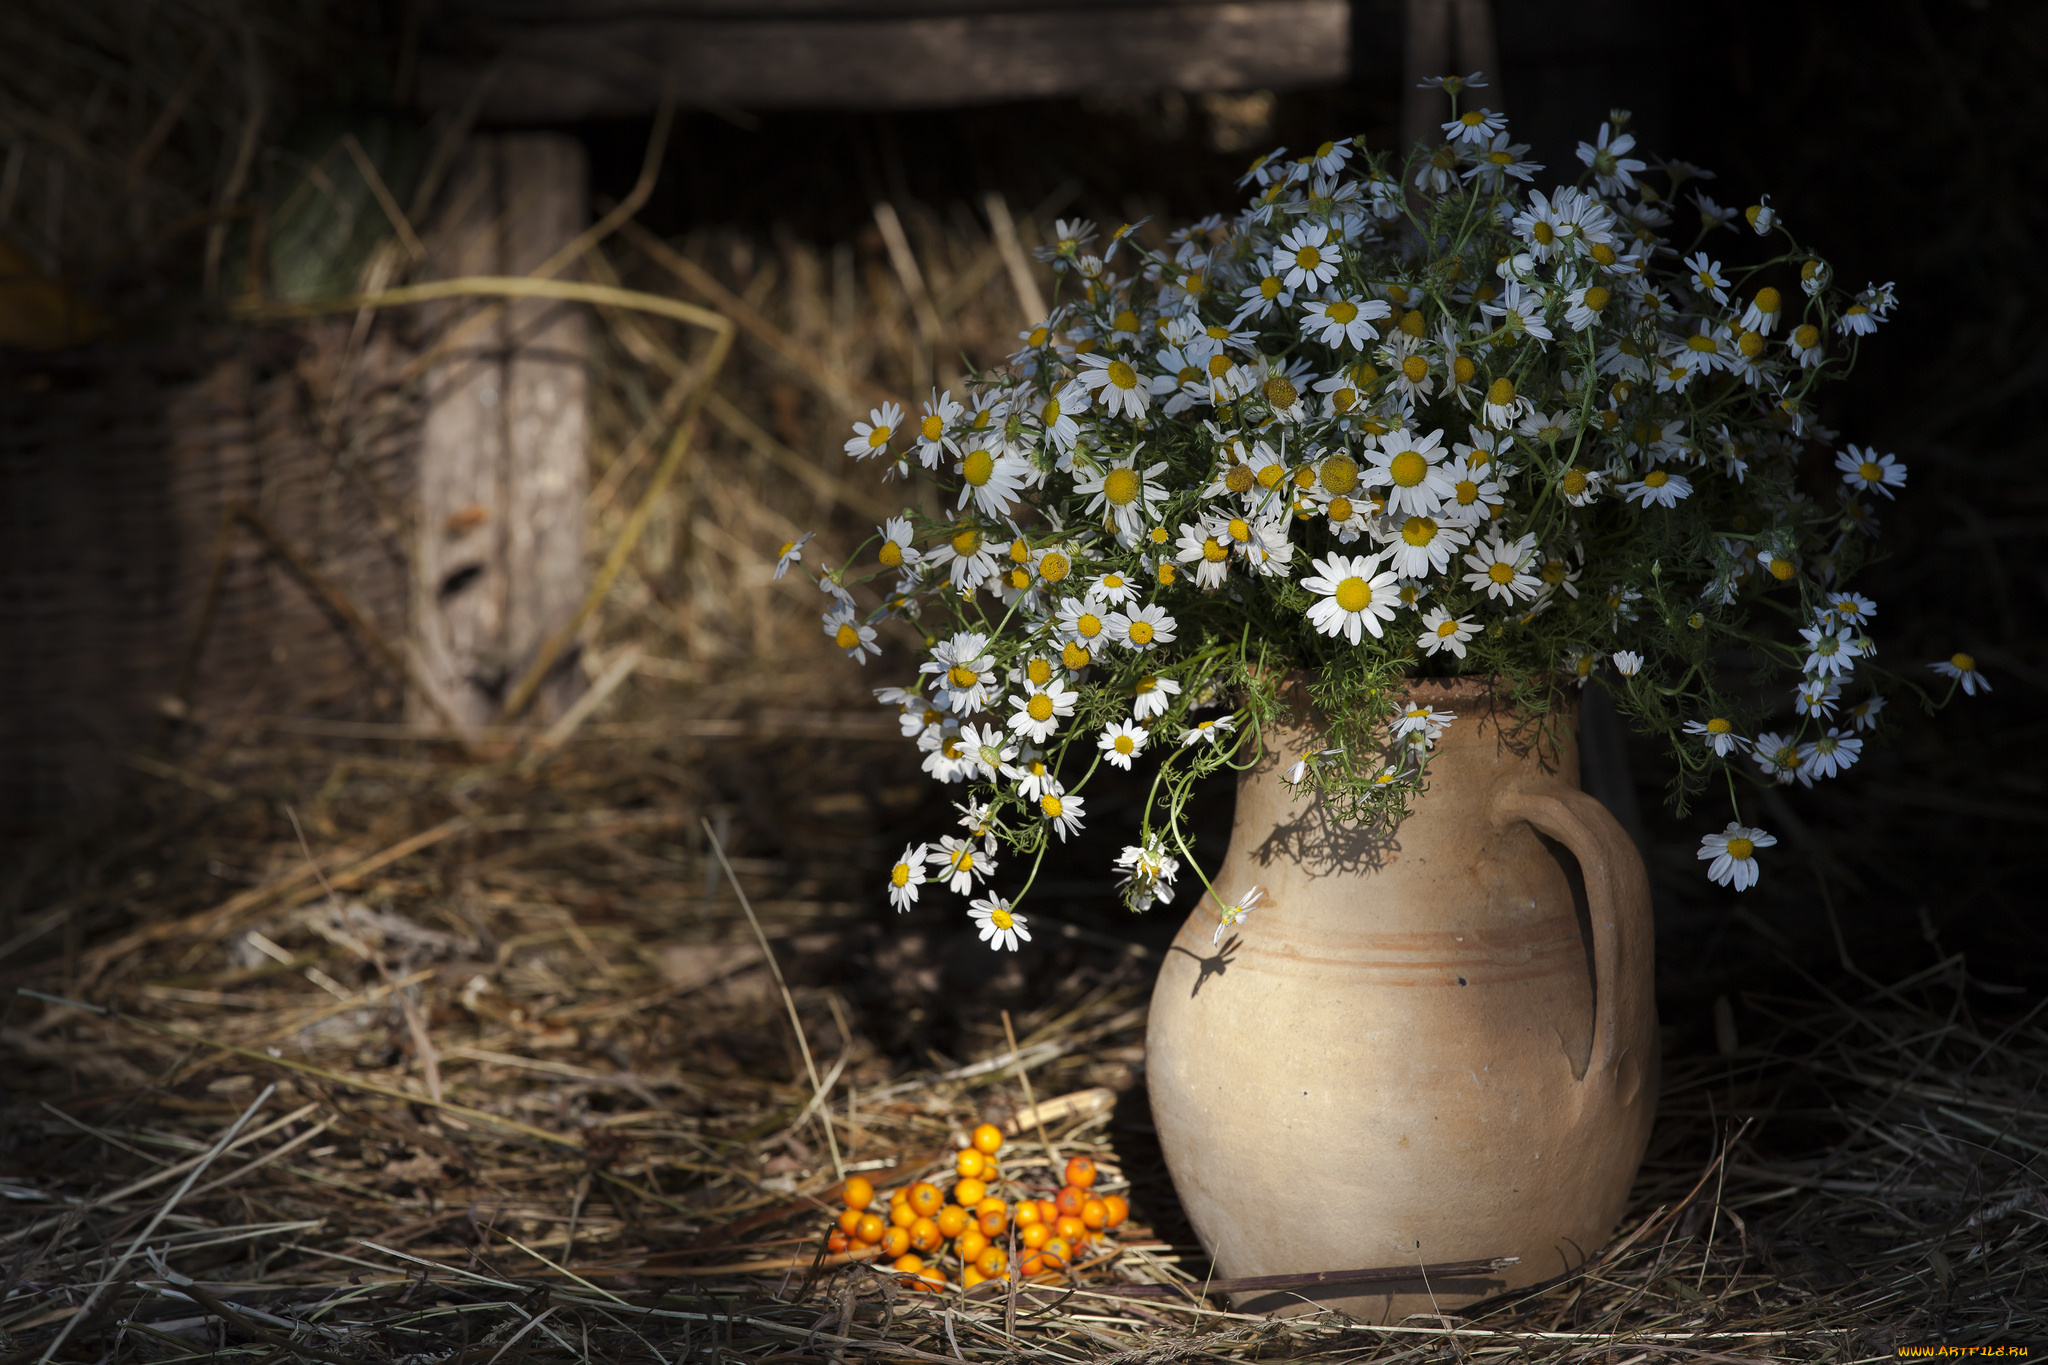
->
1127, 620, 1155, 645
1541, 560, 1566, 584
1488, 561, 1516, 584
1644, 470, 1670, 488
951, 528, 983, 557
1687, 333, 1719, 354
1858, 461, 1882, 482
1437, 620, 1459, 638
1388, 450, 1428, 487
1532, 221, 1555, 246
948, 663, 979, 688
1259, 275, 1283, 300
1041, 794, 1063, 819
1027, 694, 1055, 721
1062, 641, 1091, 669
1077, 613, 1102, 638
1027, 326, 1050, 347
1706, 717, 1731, 734
1227, 517, 1251, 542
1486, 377, 1515, 405
1315, 453, 1360, 495
1039, 551, 1070, 582
1327, 301, 1359, 324
1951, 651, 1976, 671
1328, 497, 1354, 522
1754, 286, 1782, 314
1294, 244, 1322, 270
1027, 657, 1053, 686
1334, 577, 1372, 612
1042, 398, 1062, 425
1256, 463, 1285, 489
1452, 356, 1476, 383
1726, 837, 1755, 861
1590, 242, 1617, 266
1106, 359, 1138, 390
1769, 557, 1796, 581
1793, 323, 1820, 349
1008, 567, 1030, 589
1112, 309, 1139, 333
1103, 468, 1141, 505
879, 541, 903, 568
962, 449, 995, 486
1400, 309, 1426, 338
867, 425, 892, 448
835, 623, 860, 649
1203, 536, 1227, 562
1157, 563, 1177, 585
1401, 516, 1438, 546
1454, 479, 1479, 505
921, 414, 944, 441
1562, 468, 1589, 496
1114, 735, 1135, 754
1583, 286, 1610, 312
892, 863, 912, 887
1263, 375, 1299, 408
1401, 354, 1428, 383
989, 906, 1013, 929
1223, 463, 1254, 494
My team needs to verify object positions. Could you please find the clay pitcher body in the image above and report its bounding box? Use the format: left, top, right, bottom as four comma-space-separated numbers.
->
1145, 679, 1658, 1320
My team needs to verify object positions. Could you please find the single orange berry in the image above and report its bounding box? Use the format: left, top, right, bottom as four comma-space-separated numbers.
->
1012, 1200, 1043, 1228
909, 1182, 944, 1218
1037, 1198, 1060, 1225
1020, 1222, 1052, 1250
890, 1201, 918, 1228
842, 1175, 876, 1210
971, 1123, 1004, 1155
1080, 1198, 1108, 1231
936, 1205, 970, 1239
838, 1208, 864, 1236
892, 1253, 924, 1273
961, 1264, 987, 1290
957, 1228, 989, 1263
977, 1207, 1007, 1237
976, 1246, 1008, 1278
889, 1185, 910, 1206
953, 1177, 987, 1207
855, 1213, 886, 1245
880, 1226, 911, 1258
1101, 1195, 1129, 1228
1063, 1156, 1098, 1189
974, 1195, 1008, 1217
909, 1216, 943, 1253
1020, 1251, 1046, 1277
1041, 1236, 1073, 1269
1054, 1214, 1087, 1244
955, 1148, 986, 1180
827, 1230, 850, 1254
916, 1266, 946, 1291
1054, 1186, 1085, 1218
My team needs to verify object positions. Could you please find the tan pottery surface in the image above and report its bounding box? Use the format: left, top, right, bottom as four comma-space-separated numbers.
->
1145, 678, 1658, 1321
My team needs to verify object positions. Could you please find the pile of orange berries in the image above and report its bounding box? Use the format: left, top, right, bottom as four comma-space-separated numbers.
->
824, 1122, 1128, 1291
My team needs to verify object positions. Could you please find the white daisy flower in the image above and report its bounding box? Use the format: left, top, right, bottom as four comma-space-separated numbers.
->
1180, 715, 1238, 748
1683, 717, 1747, 757
1794, 678, 1842, 720
1442, 106, 1507, 145
1232, 272, 1296, 327
876, 517, 920, 571
969, 897, 1031, 951
823, 606, 880, 664
1054, 596, 1113, 649
1823, 592, 1877, 627
1847, 694, 1888, 732
774, 532, 814, 579
1087, 568, 1140, 607
1681, 252, 1730, 306
1300, 295, 1390, 350
1480, 375, 1529, 428
1576, 121, 1646, 195
1007, 678, 1078, 742
955, 446, 1033, 520
1038, 788, 1087, 842
1462, 533, 1541, 602
1301, 551, 1400, 643
1175, 517, 1234, 589
1099, 718, 1149, 770
957, 722, 1018, 779
1274, 222, 1341, 291
1479, 279, 1554, 342
1073, 455, 1170, 544
845, 402, 903, 460
923, 631, 997, 713
1417, 607, 1481, 659
919, 725, 973, 783
1115, 836, 1181, 911
1745, 194, 1777, 235
1378, 514, 1469, 579
1797, 727, 1862, 782
1076, 352, 1151, 421
1003, 748, 1058, 799
930, 835, 995, 894
887, 843, 927, 911
1930, 652, 1990, 696
1697, 822, 1776, 891
1835, 445, 1907, 499
1212, 885, 1265, 945
1612, 650, 1644, 677
1787, 322, 1824, 367
1362, 427, 1456, 518
1131, 673, 1183, 720
1618, 468, 1693, 508
927, 525, 1002, 592
1751, 731, 1803, 785
1391, 703, 1455, 744
1798, 625, 1864, 679
1033, 380, 1089, 456
913, 390, 962, 466
1109, 604, 1177, 652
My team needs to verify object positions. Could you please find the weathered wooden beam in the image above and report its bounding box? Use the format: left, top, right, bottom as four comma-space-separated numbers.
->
418, 0, 1351, 119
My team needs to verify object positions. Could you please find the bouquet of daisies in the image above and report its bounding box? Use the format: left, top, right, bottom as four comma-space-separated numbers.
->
776, 76, 1978, 950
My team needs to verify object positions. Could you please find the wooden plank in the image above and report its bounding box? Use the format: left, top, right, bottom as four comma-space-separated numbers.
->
419, 1, 1350, 118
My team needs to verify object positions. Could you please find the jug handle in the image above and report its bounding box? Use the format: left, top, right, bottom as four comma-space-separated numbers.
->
1493, 782, 1652, 1104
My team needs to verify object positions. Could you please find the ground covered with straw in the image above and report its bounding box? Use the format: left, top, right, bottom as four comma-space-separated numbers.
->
4, 730, 2045, 1362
